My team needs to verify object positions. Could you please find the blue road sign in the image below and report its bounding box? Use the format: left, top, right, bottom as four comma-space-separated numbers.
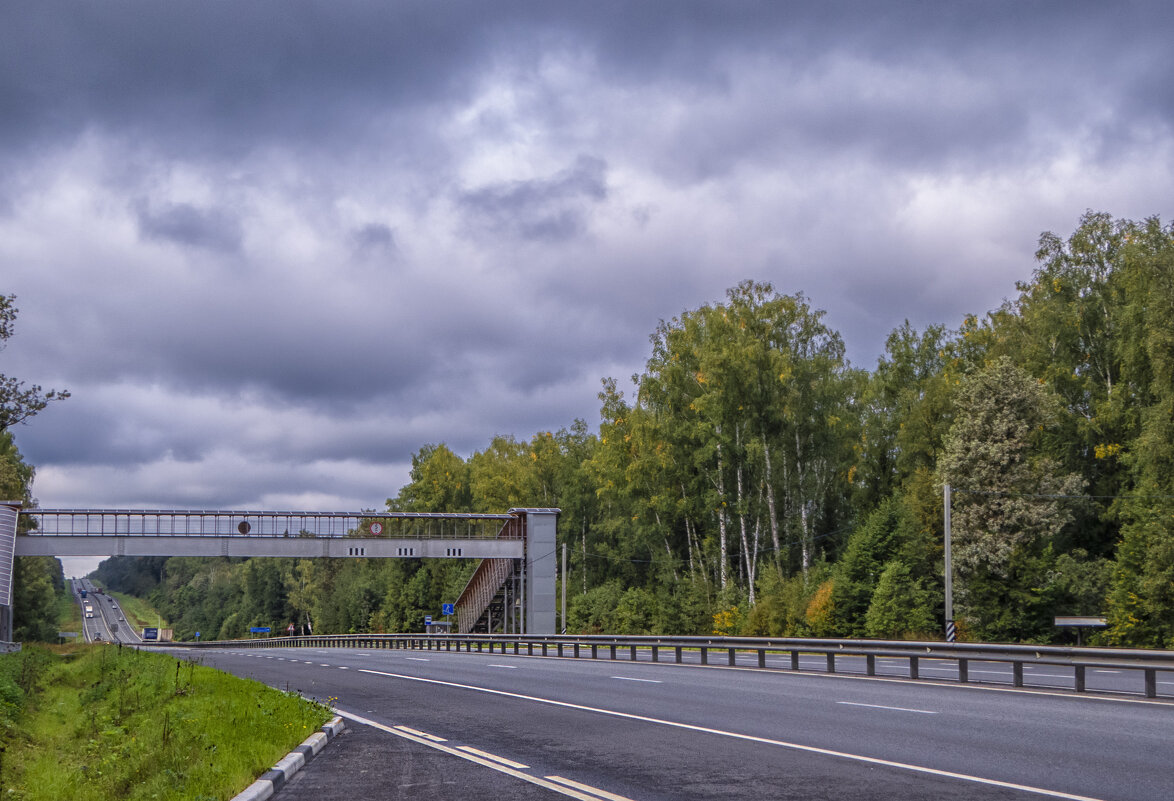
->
195, 632, 201, 640
424, 615, 433, 626
250, 626, 271, 634
442, 603, 455, 615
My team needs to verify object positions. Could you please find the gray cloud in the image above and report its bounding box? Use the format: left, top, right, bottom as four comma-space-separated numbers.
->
2, 2, 1172, 511
459, 156, 608, 242
352, 223, 397, 255
135, 200, 243, 253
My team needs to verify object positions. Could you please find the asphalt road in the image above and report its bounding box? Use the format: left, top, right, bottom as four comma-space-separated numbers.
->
158, 643, 1174, 801
71, 578, 141, 644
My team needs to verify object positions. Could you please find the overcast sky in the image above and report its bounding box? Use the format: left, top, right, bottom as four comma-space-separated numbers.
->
4, 1, 1173, 549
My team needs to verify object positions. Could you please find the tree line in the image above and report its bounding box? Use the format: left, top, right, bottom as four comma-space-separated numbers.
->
36, 212, 1174, 646
2, 292, 69, 642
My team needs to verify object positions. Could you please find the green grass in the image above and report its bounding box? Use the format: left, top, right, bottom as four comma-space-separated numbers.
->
108, 591, 169, 633
0, 645, 332, 801
55, 590, 83, 637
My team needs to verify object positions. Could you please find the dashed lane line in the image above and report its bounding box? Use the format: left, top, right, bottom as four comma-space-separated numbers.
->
837, 701, 936, 714
394, 725, 446, 742
546, 775, 638, 801
456, 745, 530, 769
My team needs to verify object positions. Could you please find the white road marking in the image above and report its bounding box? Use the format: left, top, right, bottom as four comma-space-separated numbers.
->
338, 666, 349, 670
341, 712, 612, 801
456, 745, 529, 769
610, 676, 662, 683
320, 664, 331, 667
356, 669, 1106, 801
488, 664, 518, 669
546, 775, 637, 801
394, 725, 446, 742
1093, 670, 1121, 674
406, 657, 430, 662
837, 701, 936, 714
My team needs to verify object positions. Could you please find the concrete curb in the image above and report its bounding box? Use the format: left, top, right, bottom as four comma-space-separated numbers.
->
231, 714, 345, 801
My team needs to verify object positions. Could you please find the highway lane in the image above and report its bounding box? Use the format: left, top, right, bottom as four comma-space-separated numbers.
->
161, 644, 1173, 800
71, 578, 141, 644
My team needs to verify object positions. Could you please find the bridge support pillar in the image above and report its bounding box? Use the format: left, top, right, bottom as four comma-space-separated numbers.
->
519, 509, 558, 635
0, 503, 18, 644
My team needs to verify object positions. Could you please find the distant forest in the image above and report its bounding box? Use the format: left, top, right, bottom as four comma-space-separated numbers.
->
69, 212, 1174, 647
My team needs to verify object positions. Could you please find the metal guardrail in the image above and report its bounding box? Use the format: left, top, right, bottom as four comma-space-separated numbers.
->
164, 633, 1174, 699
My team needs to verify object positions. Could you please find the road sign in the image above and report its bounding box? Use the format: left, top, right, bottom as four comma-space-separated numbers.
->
250, 626, 271, 634
195, 632, 201, 640
288, 623, 296, 633
442, 603, 455, 615
370, 522, 383, 535
424, 615, 432, 626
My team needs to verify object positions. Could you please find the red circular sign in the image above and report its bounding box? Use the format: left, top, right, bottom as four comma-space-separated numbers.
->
370, 522, 383, 535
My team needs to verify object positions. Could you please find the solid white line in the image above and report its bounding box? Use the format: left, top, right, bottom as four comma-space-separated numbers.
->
456, 745, 529, 769
356, 668, 1105, 801
546, 775, 637, 801
337, 710, 614, 801
837, 701, 936, 714
610, 676, 662, 683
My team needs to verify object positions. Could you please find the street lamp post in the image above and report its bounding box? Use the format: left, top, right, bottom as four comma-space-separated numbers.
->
944, 483, 955, 642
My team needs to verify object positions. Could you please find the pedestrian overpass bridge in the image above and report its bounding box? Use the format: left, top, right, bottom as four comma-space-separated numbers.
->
0, 502, 557, 643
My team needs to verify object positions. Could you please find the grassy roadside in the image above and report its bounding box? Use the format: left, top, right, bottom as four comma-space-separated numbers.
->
0, 645, 331, 801
108, 591, 169, 633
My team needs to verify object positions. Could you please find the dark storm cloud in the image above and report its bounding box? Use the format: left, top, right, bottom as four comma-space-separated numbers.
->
1, 3, 1167, 168
352, 223, 397, 255
135, 200, 243, 253
459, 156, 608, 242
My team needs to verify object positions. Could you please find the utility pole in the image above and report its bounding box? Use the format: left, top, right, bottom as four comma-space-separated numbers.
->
944, 483, 955, 643
561, 542, 567, 635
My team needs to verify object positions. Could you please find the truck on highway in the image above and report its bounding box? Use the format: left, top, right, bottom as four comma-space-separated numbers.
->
84, 604, 94, 619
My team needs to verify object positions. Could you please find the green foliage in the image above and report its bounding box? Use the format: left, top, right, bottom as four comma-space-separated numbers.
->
831, 497, 916, 637
0, 645, 330, 801
0, 295, 70, 431
938, 358, 1086, 573
864, 560, 937, 639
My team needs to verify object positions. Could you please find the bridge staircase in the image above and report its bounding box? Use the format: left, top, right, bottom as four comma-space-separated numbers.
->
455, 513, 526, 634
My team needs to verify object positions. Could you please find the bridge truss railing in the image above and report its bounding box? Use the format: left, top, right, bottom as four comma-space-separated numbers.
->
20, 509, 521, 540
166, 633, 1174, 700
